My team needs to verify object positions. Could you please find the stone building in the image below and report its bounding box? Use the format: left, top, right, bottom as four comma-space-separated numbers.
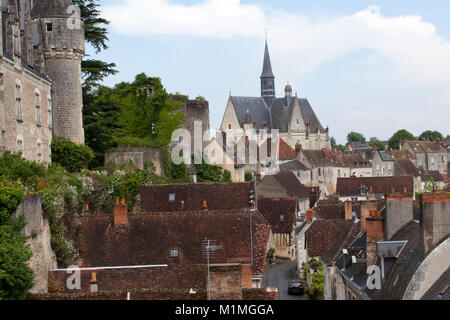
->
219, 40, 331, 151
401, 140, 447, 175
0, 0, 85, 163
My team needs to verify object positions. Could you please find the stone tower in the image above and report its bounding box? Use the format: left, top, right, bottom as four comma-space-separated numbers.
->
260, 39, 275, 103
31, 0, 85, 144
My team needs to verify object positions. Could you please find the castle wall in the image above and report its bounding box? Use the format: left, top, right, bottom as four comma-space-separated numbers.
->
0, 56, 52, 162
13, 193, 58, 293
104, 146, 164, 176
179, 99, 210, 151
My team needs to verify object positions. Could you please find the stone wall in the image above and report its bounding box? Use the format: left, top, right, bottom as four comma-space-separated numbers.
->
242, 288, 279, 300
179, 99, 210, 152
105, 146, 164, 176
209, 264, 243, 300
421, 193, 450, 254
14, 194, 57, 293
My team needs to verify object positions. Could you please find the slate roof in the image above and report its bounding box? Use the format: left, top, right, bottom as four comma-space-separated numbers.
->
230, 96, 325, 134
257, 197, 297, 234
394, 159, 420, 177
279, 160, 310, 172
70, 209, 271, 276
305, 220, 355, 257
258, 172, 311, 199
420, 170, 444, 182
421, 267, 450, 300
379, 151, 395, 161
31, 0, 74, 18
321, 221, 362, 265
261, 41, 274, 78
231, 96, 272, 130
300, 149, 347, 167
139, 183, 254, 213
343, 154, 372, 168
336, 176, 414, 196
392, 150, 416, 160
404, 141, 446, 153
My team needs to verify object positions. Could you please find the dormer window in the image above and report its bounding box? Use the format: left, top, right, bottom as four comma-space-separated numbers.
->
360, 186, 368, 196
170, 249, 179, 257
280, 214, 285, 221
169, 193, 176, 202
46, 23, 53, 32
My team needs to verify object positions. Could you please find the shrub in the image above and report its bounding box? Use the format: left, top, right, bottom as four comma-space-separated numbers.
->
0, 151, 47, 190
0, 180, 24, 225
51, 139, 94, 172
245, 172, 254, 182
0, 215, 34, 300
266, 248, 276, 265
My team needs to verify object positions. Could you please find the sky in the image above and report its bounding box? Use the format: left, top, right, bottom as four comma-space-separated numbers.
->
92, 0, 450, 145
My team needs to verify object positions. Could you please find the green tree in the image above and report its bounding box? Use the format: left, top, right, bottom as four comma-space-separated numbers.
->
195, 161, 232, 183
245, 172, 254, 182
347, 132, 366, 144
0, 216, 34, 300
424, 177, 435, 193
369, 137, 386, 151
418, 130, 443, 142
388, 129, 416, 150
51, 139, 94, 172
330, 137, 337, 148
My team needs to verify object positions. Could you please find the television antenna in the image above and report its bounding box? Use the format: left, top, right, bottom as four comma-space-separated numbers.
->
202, 239, 222, 300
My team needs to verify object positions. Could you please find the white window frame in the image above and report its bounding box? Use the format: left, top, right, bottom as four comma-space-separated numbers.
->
35, 90, 41, 127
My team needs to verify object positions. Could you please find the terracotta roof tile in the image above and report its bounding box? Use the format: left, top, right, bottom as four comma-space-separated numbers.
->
257, 197, 297, 233
337, 176, 414, 196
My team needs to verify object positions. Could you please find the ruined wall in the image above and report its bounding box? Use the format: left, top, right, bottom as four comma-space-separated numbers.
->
179, 99, 210, 152
14, 194, 57, 293
105, 146, 164, 176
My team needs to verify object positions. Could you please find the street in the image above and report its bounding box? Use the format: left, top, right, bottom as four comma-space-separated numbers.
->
265, 260, 307, 301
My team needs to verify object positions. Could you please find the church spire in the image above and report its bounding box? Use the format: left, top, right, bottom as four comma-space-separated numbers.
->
260, 37, 275, 99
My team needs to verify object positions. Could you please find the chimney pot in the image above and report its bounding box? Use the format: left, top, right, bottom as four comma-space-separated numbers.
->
114, 198, 128, 226
115, 198, 120, 205
203, 200, 207, 209
306, 210, 314, 223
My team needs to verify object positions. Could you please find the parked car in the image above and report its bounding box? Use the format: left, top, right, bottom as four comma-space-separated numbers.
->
288, 280, 304, 295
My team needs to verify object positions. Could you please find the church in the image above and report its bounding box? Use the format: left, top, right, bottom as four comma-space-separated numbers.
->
220, 40, 331, 151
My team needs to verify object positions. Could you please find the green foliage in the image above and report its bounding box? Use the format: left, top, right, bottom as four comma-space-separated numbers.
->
347, 132, 366, 143
369, 137, 386, 151
305, 258, 324, 300
0, 180, 24, 225
0, 151, 47, 190
266, 248, 275, 265
162, 149, 189, 183
418, 130, 443, 142
195, 161, 232, 183
336, 144, 346, 152
245, 172, 254, 182
0, 215, 34, 300
388, 129, 416, 150
424, 177, 435, 193
51, 140, 94, 172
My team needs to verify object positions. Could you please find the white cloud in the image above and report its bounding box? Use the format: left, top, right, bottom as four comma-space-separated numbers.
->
103, 0, 450, 139
104, 0, 450, 85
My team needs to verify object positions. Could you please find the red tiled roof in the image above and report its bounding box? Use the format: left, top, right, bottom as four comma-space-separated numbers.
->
257, 197, 297, 233
139, 183, 254, 213
336, 176, 414, 196
314, 204, 345, 220
70, 209, 270, 276
260, 138, 296, 161
301, 149, 347, 167
305, 220, 355, 257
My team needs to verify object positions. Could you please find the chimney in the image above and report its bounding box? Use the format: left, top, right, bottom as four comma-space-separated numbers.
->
90, 272, 98, 293
420, 193, 450, 254
252, 122, 255, 129
306, 210, 314, 223
385, 193, 413, 241
114, 198, 128, 226
264, 121, 268, 129
366, 210, 385, 267
360, 200, 378, 231
203, 200, 207, 210
344, 200, 353, 220
256, 172, 262, 183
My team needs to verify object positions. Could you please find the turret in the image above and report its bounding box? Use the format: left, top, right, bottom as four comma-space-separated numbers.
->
31, 0, 85, 144
260, 39, 275, 103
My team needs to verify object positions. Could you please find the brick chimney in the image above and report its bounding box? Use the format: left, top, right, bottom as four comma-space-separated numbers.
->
203, 200, 207, 210
385, 193, 413, 241
344, 200, 353, 220
360, 200, 378, 231
90, 272, 98, 293
420, 193, 450, 254
306, 210, 314, 223
114, 198, 128, 226
366, 210, 385, 267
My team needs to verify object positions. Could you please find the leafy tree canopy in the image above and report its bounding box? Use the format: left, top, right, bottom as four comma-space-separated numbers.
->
347, 132, 366, 144
418, 130, 443, 142
369, 137, 386, 151
388, 129, 416, 150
